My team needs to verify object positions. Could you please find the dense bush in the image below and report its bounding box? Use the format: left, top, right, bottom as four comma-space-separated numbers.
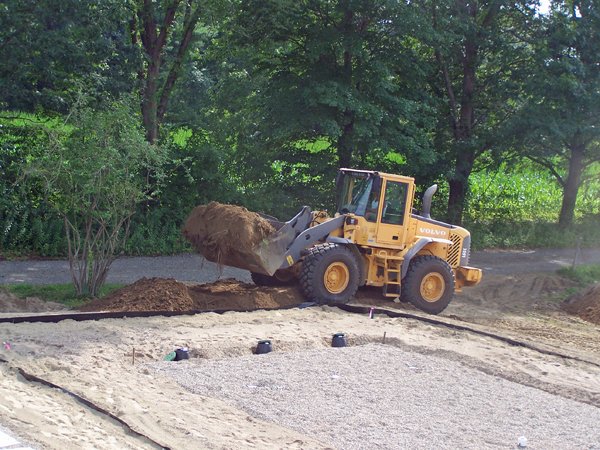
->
463, 165, 600, 249
2, 117, 599, 257
0, 115, 67, 256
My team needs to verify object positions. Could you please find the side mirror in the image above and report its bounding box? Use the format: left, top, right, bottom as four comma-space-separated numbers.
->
421, 184, 438, 219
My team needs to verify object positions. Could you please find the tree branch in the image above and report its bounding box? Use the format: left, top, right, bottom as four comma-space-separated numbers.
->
156, 0, 181, 57
526, 155, 566, 187
157, 2, 202, 121
129, 14, 146, 82
434, 49, 458, 131
139, 0, 157, 51
480, 1, 501, 29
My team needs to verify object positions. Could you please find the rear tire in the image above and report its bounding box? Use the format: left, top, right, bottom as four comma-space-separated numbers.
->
251, 269, 295, 287
401, 255, 455, 314
299, 243, 360, 304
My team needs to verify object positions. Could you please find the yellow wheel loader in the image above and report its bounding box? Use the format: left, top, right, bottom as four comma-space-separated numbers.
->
216, 168, 482, 314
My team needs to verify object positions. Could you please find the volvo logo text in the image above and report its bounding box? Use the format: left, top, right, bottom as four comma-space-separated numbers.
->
419, 227, 447, 237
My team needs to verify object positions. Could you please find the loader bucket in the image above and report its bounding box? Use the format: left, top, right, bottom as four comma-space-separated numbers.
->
184, 205, 313, 276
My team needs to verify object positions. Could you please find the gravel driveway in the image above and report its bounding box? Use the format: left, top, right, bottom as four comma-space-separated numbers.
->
0, 254, 251, 285
1, 248, 600, 285
154, 343, 600, 449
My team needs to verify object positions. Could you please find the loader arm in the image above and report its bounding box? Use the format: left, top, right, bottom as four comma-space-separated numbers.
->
278, 215, 346, 270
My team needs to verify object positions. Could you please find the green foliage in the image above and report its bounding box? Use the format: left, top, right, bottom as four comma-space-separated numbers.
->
27, 100, 166, 296
468, 218, 600, 250
125, 207, 191, 256
1, 0, 600, 257
210, 0, 437, 210
506, 1, 600, 226
466, 167, 563, 223
1, 283, 124, 308
0, 0, 135, 112
0, 113, 67, 256
430, 162, 600, 249
37, 103, 164, 221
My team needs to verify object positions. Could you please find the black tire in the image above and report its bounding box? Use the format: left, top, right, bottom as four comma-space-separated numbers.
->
251, 269, 295, 287
299, 243, 360, 303
401, 255, 455, 314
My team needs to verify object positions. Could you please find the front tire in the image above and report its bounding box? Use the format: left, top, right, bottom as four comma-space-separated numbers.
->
299, 243, 360, 304
401, 255, 455, 314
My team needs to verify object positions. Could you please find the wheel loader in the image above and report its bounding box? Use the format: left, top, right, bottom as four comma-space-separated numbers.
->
211, 168, 482, 314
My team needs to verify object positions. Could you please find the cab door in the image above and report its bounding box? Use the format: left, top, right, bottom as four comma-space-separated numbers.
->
376, 180, 411, 247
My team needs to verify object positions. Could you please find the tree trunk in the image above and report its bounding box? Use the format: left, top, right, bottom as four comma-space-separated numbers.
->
559, 141, 585, 228
337, 112, 354, 168
142, 59, 160, 144
446, 31, 477, 225
447, 148, 476, 224
133, 0, 200, 144
336, 3, 355, 169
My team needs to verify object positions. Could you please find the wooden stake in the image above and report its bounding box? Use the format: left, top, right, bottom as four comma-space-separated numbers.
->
382, 331, 387, 344
132, 347, 135, 366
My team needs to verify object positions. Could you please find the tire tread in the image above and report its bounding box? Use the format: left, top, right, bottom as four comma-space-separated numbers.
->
299, 243, 359, 303
401, 255, 455, 314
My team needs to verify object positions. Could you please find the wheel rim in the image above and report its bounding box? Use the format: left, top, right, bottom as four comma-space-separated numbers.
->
324, 262, 350, 294
420, 272, 445, 302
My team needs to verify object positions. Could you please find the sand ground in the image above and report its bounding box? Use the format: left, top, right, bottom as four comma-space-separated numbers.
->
0, 269, 599, 448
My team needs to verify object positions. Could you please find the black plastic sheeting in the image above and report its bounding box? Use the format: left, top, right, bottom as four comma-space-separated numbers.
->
0, 356, 169, 449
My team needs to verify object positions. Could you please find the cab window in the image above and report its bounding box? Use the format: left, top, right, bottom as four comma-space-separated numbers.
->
364, 183, 381, 222
381, 182, 408, 225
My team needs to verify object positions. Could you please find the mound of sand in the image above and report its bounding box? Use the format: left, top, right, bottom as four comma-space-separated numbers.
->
562, 283, 600, 325
182, 202, 275, 268
80, 277, 304, 312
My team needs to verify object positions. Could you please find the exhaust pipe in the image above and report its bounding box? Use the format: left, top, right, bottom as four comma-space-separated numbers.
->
421, 184, 437, 219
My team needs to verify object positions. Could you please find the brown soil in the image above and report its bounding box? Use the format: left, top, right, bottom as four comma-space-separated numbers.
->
182, 202, 275, 268
562, 283, 600, 325
0, 289, 65, 313
80, 277, 304, 312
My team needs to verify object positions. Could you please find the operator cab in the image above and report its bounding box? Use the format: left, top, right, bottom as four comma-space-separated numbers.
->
336, 169, 379, 218
336, 169, 413, 225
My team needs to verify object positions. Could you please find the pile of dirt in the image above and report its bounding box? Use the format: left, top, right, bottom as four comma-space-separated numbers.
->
80, 277, 305, 312
182, 202, 276, 268
562, 283, 600, 325
0, 289, 65, 313
80, 278, 195, 312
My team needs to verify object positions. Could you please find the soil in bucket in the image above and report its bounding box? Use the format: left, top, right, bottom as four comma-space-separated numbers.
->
182, 202, 276, 269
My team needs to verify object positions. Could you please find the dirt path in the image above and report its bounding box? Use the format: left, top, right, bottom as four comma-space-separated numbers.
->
1, 247, 600, 285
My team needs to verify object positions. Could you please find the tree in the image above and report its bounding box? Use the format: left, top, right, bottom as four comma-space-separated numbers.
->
209, 0, 436, 213
0, 0, 208, 144
129, 0, 206, 143
0, 0, 135, 112
28, 101, 165, 296
516, 0, 600, 227
425, 0, 538, 224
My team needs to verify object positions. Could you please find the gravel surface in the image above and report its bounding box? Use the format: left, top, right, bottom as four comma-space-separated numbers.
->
2, 248, 600, 285
0, 254, 251, 285
154, 344, 600, 450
